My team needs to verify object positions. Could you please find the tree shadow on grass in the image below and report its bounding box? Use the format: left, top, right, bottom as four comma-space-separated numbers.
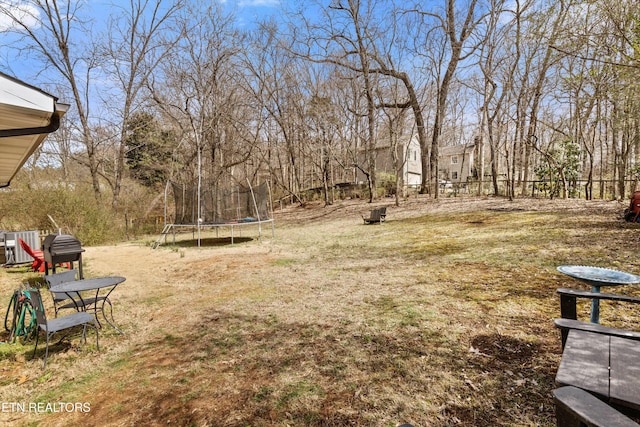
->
78, 309, 558, 427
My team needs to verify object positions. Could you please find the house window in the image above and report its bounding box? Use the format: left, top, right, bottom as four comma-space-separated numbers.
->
414, 151, 417, 161
452, 171, 458, 180
451, 155, 458, 164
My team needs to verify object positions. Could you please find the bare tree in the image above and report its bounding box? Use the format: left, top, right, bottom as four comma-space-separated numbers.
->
240, 20, 309, 204
603, 0, 640, 199
413, 0, 485, 197
305, 77, 345, 206
474, 0, 514, 196
291, 0, 385, 202
345, 4, 433, 199
149, 1, 260, 192
99, 0, 184, 211
516, 0, 571, 198
557, 5, 606, 200
378, 90, 411, 206
0, 0, 104, 200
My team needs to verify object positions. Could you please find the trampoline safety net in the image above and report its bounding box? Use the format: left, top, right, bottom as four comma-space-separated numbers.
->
170, 181, 272, 225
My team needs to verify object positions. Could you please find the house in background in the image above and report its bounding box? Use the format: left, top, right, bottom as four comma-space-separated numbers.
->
439, 142, 476, 184
367, 135, 422, 187
362, 135, 476, 189
401, 136, 422, 187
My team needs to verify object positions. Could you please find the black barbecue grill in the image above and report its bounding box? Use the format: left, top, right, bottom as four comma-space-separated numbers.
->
43, 234, 85, 278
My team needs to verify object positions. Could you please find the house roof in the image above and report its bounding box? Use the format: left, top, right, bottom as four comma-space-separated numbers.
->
0, 72, 69, 187
439, 143, 475, 156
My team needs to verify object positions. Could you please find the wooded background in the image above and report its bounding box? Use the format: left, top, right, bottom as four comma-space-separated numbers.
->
1, 0, 639, 240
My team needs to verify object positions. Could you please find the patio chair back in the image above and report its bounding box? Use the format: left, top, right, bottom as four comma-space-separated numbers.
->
18, 237, 39, 258
27, 288, 48, 329
25, 287, 98, 368
45, 270, 80, 316
18, 238, 44, 272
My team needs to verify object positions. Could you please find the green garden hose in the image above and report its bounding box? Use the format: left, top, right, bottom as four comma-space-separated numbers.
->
4, 289, 37, 342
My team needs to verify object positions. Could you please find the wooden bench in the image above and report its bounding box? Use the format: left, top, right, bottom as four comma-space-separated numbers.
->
362, 207, 386, 224
554, 386, 640, 427
378, 207, 386, 222
555, 288, 640, 349
554, 289, 640, 422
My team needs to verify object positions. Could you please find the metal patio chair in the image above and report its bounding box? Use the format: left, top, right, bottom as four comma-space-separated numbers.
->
27, 288, 99, 368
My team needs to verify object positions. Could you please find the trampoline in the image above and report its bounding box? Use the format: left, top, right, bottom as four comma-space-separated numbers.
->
153, 179, 274, 248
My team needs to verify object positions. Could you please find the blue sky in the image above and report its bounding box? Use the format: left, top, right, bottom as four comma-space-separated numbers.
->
219, 0, 285, 26
0, 0, 289, 82
0, 0, 286, 32
222, 0, 281, 8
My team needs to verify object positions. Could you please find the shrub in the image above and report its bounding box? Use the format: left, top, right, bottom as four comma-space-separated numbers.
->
0, 182, 123, 245
377, 172, 397, 196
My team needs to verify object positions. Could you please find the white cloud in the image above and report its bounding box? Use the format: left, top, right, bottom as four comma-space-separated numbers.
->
0, 1, 40, 32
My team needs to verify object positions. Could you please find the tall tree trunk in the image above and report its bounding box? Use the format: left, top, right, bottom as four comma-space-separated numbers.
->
422, 0, 480, 198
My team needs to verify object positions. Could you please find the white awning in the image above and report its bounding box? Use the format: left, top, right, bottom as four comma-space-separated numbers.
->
0, 72, 69, 187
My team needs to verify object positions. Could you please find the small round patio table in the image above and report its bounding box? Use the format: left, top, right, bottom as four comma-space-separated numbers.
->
557, 265, 640, 323
54, 276, 126, 333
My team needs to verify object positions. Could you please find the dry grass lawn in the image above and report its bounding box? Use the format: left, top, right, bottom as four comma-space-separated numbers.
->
1, 195, 640, 426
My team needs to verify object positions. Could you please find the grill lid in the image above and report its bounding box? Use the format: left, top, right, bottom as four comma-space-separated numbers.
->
43, 234, 84, 255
